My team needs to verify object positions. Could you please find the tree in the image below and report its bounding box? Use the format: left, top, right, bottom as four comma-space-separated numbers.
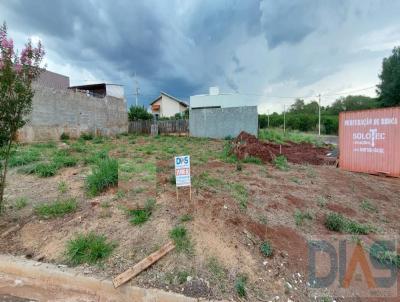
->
377, 46, 400, 107
0, 22, 45, 211
326, 95, 378, 115
128, 105, 153, 121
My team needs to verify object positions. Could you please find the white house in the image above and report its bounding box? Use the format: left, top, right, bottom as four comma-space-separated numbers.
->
149, 92, 188, 118
190, 86, 255, 109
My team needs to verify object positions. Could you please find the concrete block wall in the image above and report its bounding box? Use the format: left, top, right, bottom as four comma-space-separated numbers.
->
189, 106, 258, 139
17, 85, 128, 142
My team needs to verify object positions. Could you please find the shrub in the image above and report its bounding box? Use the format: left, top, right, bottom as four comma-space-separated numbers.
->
169, 225, 192, 253
273, 155, 289, 170
80, 133, 93, 141
60, 132, 70, 140
35, 198, 77, 218
260, 241, 273, 257
86, 157, 118, 196
235, 275, 247, 298
66, 233, 115, 265
128, 105, 153, 121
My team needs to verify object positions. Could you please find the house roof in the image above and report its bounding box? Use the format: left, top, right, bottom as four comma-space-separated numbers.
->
150, 92, 188, 107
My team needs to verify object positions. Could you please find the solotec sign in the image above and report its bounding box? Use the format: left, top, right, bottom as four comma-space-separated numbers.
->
339, 108, 400, 177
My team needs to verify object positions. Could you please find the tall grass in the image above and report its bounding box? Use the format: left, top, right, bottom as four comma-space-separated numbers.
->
66, 233, 115, 265
86, 157, 118, 196
9, 148, 40, 167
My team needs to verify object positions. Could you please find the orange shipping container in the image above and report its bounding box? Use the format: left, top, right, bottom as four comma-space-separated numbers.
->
339, 107, 400, 177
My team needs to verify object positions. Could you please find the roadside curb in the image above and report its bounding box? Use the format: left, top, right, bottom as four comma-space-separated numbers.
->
0, 255, 208, 302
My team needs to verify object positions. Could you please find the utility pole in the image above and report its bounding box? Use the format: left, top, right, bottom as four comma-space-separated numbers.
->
283, 104, 286, 133
318, 94, 321, 136
267, 110, 270, 128
134, 72, 140, 106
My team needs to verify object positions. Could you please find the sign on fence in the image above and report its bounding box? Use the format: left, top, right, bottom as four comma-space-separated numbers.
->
174, 155, 191, 187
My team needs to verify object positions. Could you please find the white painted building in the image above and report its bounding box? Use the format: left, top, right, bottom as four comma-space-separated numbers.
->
69, 83, 125, 99
149, 92, 188, 118
190, 87, 255, 109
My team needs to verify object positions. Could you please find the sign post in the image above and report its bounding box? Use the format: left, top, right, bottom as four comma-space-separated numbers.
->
174, 155, 191, 201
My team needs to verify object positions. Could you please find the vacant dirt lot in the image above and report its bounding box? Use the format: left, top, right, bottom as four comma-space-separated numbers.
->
0, 134, 399, 301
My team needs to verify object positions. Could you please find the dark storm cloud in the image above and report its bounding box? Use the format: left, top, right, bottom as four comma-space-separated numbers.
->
259, 0, 347, 48
1, 0, 399, 108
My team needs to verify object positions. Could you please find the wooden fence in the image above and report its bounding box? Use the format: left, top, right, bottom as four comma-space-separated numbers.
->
128, 119, 189, 135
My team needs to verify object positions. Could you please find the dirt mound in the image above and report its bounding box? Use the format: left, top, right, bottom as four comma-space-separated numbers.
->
232, 131, 332, 165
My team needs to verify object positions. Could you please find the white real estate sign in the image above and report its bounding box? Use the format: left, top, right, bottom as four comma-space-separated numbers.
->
174, 155, 191, 187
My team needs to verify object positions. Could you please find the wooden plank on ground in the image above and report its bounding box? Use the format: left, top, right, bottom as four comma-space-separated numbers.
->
1, 224, 20, 238
112, 241, 175, 288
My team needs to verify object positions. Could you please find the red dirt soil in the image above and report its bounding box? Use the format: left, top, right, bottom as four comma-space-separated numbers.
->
231, 131, 332, 165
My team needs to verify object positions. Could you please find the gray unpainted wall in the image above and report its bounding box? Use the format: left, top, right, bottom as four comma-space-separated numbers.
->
17, 85, 128, 142
189, 106, 258, 139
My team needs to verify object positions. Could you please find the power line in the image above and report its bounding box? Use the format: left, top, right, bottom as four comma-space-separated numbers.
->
322, 85, 376, 97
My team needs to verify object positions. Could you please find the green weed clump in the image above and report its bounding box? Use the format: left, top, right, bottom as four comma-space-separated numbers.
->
169, 225, 192, 254
80, 133, 93, 141
369, 242, 400, 268
128, 198, 156, 225
179, 214, 193, 223
34, 162, 59, 177
14, 197, 28, 210
35, 198, 77, 218
66, 233, 115, 265
9, 148, 40, 167
84, 150, 108, 165
242, 156, 262, 164
53, 151, 78, 167
260, 241, 273, 257
235, 275, 247, 298
325, 212, 374, 235
60, 132, 70, 140
229, 183, 248, 209
86, 157, 118, 196
360, 199, 377, 212
294, 210, 313, 226
273, 155, 289, 170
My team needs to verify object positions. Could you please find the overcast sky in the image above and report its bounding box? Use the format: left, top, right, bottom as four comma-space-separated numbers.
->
1, 0, 399, 112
